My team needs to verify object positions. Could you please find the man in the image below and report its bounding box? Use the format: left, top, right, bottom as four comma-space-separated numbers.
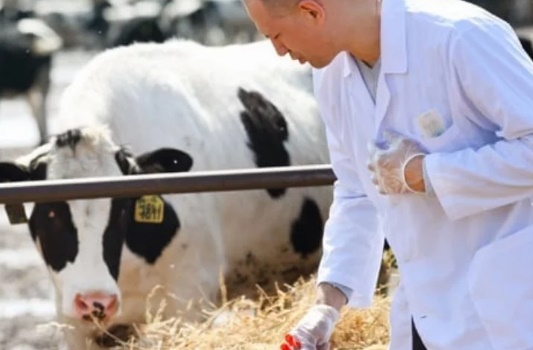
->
244, 0, 533, 349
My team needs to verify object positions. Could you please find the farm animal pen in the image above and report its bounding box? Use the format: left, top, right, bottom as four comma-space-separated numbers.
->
0, 165, 392, 349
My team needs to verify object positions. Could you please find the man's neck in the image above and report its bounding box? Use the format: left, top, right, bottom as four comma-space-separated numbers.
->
343, 0, 382, 64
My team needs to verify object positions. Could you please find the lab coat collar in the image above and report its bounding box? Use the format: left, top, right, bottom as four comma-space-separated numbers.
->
343, 0, 408, 78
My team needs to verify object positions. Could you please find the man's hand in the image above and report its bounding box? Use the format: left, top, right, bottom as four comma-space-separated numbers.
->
281, 304, 340, 350
280, 283, 345, 350
368, 133, 427, 194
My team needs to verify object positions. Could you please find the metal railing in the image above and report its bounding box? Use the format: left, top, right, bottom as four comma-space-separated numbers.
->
0, 165, 336, 204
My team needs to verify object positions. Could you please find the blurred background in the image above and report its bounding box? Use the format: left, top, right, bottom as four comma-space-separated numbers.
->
0, 0, 532, 147
0, 0, 532, 349
0, 0, 264, 149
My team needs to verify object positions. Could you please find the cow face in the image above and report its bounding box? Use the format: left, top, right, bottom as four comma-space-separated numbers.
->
0, 126, 192, 323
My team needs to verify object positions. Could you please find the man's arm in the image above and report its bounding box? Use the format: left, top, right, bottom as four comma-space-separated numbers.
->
423, 20, 533, 220
315, 124, 383, 308
316, 282, 349, 311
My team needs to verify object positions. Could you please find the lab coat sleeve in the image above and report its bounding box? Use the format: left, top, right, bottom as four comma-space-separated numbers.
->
312, 70, 384, 307
424, 20, 533, 221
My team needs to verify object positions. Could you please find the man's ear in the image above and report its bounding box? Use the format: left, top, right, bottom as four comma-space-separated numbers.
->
136, 148, 194, 174
298, 0, 325, 21
0, 163, 31, 183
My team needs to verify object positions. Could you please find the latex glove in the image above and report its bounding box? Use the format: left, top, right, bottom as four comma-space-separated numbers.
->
280, 304, 340, 350
367, 132, 427, 194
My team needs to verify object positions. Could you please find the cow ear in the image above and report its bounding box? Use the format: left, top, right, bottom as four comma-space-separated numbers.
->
0, 163, 31, 182
136, 148, 193, 173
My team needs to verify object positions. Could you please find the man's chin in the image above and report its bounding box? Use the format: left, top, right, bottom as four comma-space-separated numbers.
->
307, 59, 329, 69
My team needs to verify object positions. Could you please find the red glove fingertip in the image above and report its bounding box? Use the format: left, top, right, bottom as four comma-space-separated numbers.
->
285, 334, 295, 346
280, 343, 291, 350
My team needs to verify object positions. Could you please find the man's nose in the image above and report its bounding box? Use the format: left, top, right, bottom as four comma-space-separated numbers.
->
271, 40, 289, 56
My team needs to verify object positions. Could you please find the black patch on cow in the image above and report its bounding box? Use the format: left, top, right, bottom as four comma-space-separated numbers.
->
115, 147, 194, 175
0, 163, 30, 182
28, 201, 79, 272
136, 148, 194, 174
85, 0, 112, 40
95, 323, 137, 348
113, 147, 191, 264
28, 154, 48, 180
0, 6, 35, 23
106, 17, 167, 48
102, 198, 131, 280
290, 198, 323, 258
237, 87, 290, 198
0, 157, 48, 224
56, 129, 82, 150
124, 197, 179, 264
115, 148, 137, 175
0, 149, 48, 183
0, 27, 52, 96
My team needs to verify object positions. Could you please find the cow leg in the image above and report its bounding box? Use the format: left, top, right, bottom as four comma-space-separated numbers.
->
26, 61, 52, 145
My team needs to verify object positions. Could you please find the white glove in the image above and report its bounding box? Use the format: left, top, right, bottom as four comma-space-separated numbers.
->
367, 132, 426, 194
281, 304, 340, 350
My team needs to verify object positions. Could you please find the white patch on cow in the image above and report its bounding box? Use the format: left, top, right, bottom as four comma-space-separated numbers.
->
15, 142, 52, 168
59, 198, 121, 319
17, 18, 63, 55
47, 126, 123, 180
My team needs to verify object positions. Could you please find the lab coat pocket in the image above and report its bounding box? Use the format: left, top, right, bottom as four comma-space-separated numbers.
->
418, 124, 461, 153
467, 226, 533, 350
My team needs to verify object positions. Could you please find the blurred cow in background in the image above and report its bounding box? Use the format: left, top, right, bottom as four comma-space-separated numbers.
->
3, 0, 261, 51
0, 2, 63, 145
160, 0, 260, 45
202, 0, 259, 44
83, 0, 260, 48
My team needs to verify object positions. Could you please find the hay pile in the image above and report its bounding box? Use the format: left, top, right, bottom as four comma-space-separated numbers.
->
122, 276, 391, 350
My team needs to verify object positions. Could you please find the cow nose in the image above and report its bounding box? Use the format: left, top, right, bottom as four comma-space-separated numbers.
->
74, 292, 119, 322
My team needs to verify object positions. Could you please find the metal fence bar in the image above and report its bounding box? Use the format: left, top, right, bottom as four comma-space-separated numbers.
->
0, 165, 336, 204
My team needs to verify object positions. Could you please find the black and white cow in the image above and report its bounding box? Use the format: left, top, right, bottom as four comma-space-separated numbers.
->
0, 17, 62, 145
0, 39, 332, 349
85, 0, 170, 49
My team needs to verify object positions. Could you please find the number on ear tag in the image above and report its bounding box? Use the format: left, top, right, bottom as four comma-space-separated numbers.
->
134, 195, 164, 224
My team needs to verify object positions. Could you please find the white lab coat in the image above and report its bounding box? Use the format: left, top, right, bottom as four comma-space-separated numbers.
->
313, 0, 533, 349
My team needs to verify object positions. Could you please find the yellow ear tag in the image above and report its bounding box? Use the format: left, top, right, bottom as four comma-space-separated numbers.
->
134, 195, 165, 224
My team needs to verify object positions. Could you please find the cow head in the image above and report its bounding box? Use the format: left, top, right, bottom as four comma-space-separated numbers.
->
0, 126, 193, 324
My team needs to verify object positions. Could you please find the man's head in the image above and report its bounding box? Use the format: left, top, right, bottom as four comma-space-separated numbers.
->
243, 0, 382, 68
243, 0, 340, 68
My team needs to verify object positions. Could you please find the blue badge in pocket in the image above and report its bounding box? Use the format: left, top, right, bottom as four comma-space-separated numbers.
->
415, 109, 446, 138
